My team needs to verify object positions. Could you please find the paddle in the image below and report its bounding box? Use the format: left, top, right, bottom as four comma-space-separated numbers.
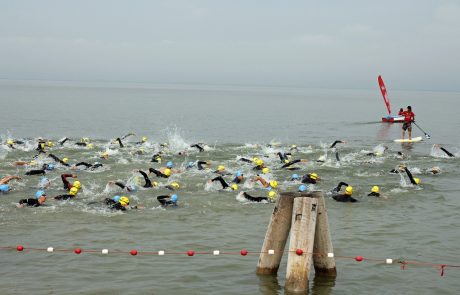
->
413, 122, 431, 139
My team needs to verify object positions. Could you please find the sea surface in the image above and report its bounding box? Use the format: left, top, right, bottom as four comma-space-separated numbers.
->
0, 80, 459, 294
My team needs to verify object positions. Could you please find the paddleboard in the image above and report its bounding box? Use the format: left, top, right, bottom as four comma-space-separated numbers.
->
393, 136, 423, 143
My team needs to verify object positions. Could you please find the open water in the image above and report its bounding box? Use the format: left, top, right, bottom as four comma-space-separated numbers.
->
0, 80, 459, 294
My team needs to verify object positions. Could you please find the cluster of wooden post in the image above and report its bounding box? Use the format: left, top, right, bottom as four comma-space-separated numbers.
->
256, 191, 336, 292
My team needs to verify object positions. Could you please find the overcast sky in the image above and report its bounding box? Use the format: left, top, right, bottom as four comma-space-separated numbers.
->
1, 1, 459, 91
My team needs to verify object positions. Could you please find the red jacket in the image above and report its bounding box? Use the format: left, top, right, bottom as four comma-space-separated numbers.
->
402, 111, 415, 122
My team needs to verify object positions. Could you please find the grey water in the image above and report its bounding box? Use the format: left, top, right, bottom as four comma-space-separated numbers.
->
0, 80, 459, 294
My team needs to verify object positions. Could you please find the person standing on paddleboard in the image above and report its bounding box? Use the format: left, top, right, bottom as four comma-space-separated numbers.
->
401, 106, 415, 140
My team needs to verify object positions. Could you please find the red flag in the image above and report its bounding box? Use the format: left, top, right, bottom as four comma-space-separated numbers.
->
378, 75, 392, 115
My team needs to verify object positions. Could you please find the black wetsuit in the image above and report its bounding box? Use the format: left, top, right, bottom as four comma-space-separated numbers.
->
332, 194, 357, 202
440, 147, 455, 157
211, 176, 229, 189
36, 142, 46, 153
157, 195, 177, 207
301, 174, 317, 184
281, 159, 301, 169
330, 140, 344, 148
19, 198, 42, 207
404, 167, 418, 185
115, 138, 124, 148
104, 198, 117, 205
190, 144, 204, 152
242, 192, 267, 202
75, 142, 87, 146
25, 168, 46, 176
277, 152, 291, 163
232, 176, 243, 184
197, 161, 208, 170
139, 170, 153, 188
54, 194, 74, 200
48, 154, 70, 167
75, 162, 103, 170
110, 203, 126, 211
59, 137, 69, 145
149, 168, 169, 178
113, 181, 134, 191
151, 153, 162, 163
239, 158, 252, 163
368, 192, 380, 197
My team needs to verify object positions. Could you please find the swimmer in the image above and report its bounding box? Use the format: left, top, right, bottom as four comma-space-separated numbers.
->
136, 136, 148, 145
433, 144, 455, 157
36, 141, 46, 153
301, 172, 319, 184
25, 164, 54, 176
427, 166, 441, 175
165, 181, 180, 191
157, 194, 178, 207
190, 143, 205, 152
276, 151, 292, 163
252, 176, 278, 190
241, 191, 277, 203
402, 165, 420, 186
101, 152, 109, 160
281, 159, 307, 170
149, 161, 178, 178
48, 154, 70, 167
150, 152, 163, 163
108, 181, 137, 192
368, 186, 380, 197
19, 190, 47, 207
73, 162, 103, 170
61, 174, 81, 190
232, 171, 245, 184
108, 196, 131, 211
135, 170, 157, 188
253, 158, 266, 171
54, 187, 79, 200
208, 176, 238, 190
213, 165, 231, 176
332, 182, 357, 202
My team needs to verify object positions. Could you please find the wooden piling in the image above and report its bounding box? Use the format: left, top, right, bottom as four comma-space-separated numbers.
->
256, 193, 295, 275
285, 197, 318, 292
312, 194, 337, 276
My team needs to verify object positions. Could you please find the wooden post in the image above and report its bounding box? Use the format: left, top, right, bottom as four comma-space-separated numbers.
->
256, 193, 295, 275
285, 197, 318, 292
312, 193, 337, 276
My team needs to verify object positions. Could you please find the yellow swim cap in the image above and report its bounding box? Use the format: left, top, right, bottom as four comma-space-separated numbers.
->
269, 180, 278, 188
345, 186, 353, 196
62, 158, 69, 164
69, 187, 79, 196
255, 159, 264, 166
217, 165, 225, 171
284, 159, 290, 164
87, 143, 94, 149
268, 191, 277, 200
102, 152, 109, 157
142, 136, 147, 142
230, 184, 238, 191
310, 173, 318, 180
119, 196, 129, 206
171, 182, 180, 189
252, 157, 259, 164
371, 186, 379, 193
81, 137, 90, 143
164, 169, 171, 177
47, 141, 54, 147
40, 143, 45, 149
73, 181, 81, 189
7, 139, 14, 145
414, 178, 420, 185
153, 181, 159, 187
262, 167, 270, 174
291, 144, 297, 148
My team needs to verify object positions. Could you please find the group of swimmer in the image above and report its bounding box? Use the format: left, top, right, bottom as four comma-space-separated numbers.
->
1, 132, 456, 210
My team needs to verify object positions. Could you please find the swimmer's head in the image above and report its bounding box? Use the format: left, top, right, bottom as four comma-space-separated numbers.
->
101, 152, 109, 159
269, 180, 278, 189
0, 184, 10, 192
230, 184, 238, 191
69, 187, 79, 196
142, 136, 147, 142
47, 141, 54, 147
284, 159, 290, 164
217, 165, 225, 171
170, 194, 178, 203
170, 182, 180, 189
310, 173, 318, 180
255, 159, 264, 167
235, 171, 242, 177
113, 195, 121, 202
119, 196, 129, 206
262, 167, 270, 174
7, 139, 14, 145
35, 190, 46, 201
268, 191, 277, 200
166, 161, 173, 168
62, 157, 69, 164
46, 164, 55, 171
345, 186, 353, 196
164, 169, 171, 177
291, 174, 300, 180
371, 186, 379, 193
414, 178, 420, 185
87, 143, 94, 149
73, 181, 81, 189
298, 185, 308, 192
